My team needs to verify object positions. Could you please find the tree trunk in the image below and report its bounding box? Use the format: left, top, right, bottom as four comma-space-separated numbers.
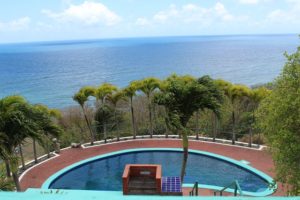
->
81, 106, 94, 145
249, 127, 253, 147
130, 97, 137, 139
148, 96, 154, 138
195, 110, 200, 140
19, 144, 25, 170
46, 140, 51, 158
164, 108, 169, 138
213, 113, 217, 142
12, 172, 21, 191
104, 121, 107, 143
4, 160, 11, 177
114, 109, 120, 141
180, 131, 189, 182
33, 138, 38, 163
165, 117, 169, 138
153, 103, 157, 134
165, 129, 169, 138
232, 111, 236, 145
249, 111, 255, 147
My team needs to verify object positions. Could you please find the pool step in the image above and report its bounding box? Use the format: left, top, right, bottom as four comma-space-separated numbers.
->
128, 177, 158, 195
128, 189, 158, 195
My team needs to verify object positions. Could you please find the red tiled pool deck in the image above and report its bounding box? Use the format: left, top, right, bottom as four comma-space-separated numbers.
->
19, 139, 286, 196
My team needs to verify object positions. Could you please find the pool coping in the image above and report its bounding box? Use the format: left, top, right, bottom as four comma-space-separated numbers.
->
41, 148, 276, 197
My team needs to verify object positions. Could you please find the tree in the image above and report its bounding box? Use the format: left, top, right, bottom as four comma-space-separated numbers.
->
257, 46, 300, 195
94, 104, 114, 140
154, 75, 223, 181
73, 86, 96, 145
136, 77, 161, 138
123, 81, 139, 139
216, 80, 250, 144
0, 95, 63, 191
33, 105, 62, 159
94, 83, 117, 143
247, 87, 270, 147
0, 95, 27, 177
106, 90, 126, 141
0, 96, 40, 191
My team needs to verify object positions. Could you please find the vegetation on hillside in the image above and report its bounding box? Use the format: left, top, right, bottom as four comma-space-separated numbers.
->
257, 45, 300, 195
61, 77, 270, 148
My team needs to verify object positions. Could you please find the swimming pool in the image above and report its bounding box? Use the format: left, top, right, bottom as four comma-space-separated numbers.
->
43, 148, 275, 196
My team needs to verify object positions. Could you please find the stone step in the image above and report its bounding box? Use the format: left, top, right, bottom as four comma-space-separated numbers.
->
128, 177, 156, 190
129, 182, 156, 189
128, 189, 158, 195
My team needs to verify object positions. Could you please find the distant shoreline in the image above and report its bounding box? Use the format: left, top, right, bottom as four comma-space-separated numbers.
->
0, 33, 298, 46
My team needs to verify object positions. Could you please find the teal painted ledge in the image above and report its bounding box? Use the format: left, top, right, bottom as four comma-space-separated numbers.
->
1, 189, 300, 200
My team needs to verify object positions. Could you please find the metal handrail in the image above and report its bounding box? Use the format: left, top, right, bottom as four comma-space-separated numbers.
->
189, 181, 199, 196
213, 180, 243, 196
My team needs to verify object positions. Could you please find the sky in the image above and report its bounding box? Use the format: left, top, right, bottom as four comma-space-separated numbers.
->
0, 0, 299, 43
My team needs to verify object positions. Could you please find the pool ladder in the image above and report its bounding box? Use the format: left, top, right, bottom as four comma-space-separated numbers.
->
213, 180, 243, 196
189, 182, 198, 196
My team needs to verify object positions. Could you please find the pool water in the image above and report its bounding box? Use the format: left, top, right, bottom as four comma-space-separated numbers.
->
49, 151, 269, 192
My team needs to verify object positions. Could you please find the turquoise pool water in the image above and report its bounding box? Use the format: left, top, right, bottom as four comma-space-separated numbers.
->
47, 150, 270, 193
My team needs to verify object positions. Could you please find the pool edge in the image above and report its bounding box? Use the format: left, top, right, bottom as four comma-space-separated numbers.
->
41, 148, 276, 197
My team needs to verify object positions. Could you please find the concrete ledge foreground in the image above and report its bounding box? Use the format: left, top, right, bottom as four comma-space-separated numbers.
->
0, 189, 300, 200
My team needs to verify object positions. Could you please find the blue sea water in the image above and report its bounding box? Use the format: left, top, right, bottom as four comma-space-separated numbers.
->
0, 34, 298, 108
49, 151, 269, 192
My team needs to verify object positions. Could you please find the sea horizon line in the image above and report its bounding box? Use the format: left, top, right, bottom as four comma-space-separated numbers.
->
0, 33, 298, 46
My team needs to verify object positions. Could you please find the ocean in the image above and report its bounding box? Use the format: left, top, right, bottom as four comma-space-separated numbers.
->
0, 34, 298, 108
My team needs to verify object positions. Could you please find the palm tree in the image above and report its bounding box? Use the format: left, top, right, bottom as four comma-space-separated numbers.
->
216, 80, 250, 144
155, 75, 223, 181
247, 87, 270, 146
123, 81, 139, 139
106, 90, 126, 141
73, 86, 96, 145
0, 96, 41, 191
0, 95, 27, 177
137, 77, 161, 138
33, 105, 62, 158
0, 96, 63, 191
229, 85, 250, 144
94, 83, 117, 143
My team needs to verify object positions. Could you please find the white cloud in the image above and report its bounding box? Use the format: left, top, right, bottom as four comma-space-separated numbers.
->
214, 2, 234, 21
135, 17, 150, 26
239, 0, 273, 4
153, 4, 179, 23
36, 21, 55, 31
0, 17, 31, 32
42, 1, 121, 26
239, 0, 259, 4
266, 0, 300, 23
141, 2, 238, 26
182, 4, 199, 12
